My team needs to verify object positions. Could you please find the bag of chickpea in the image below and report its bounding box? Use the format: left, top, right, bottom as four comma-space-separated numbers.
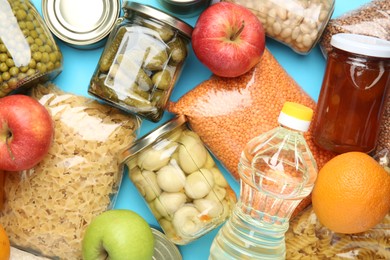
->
319, 0, 390, 57
168, 49, 335, 213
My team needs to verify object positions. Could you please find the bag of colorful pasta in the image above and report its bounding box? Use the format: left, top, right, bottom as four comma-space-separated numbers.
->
0, 84, 139, 259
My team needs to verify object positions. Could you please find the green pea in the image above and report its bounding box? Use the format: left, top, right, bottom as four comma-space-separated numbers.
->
26, 68, 36, 76
9, 67, 19, 76
0, 63, 8, 72
32, 51, 42, 61
0, 54, 7, 62
0, 44, 7, 53
16, 9, 27, 20
6, 58, 14, 68
2, 72, 11, 81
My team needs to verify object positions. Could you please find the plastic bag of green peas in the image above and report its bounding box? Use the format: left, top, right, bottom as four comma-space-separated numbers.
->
0, 0, 62, 97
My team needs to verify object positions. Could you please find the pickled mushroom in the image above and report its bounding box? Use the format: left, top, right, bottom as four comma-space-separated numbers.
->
137, 146, 170, 171
194, 198, 224, 218
157, 163, 186, 192
130, 169, 161, 202
178, 131, 208, 174
155, 192, 187, 218
184, 169, 215, 199
210, 167, 228, 188
172, 205, 204, 238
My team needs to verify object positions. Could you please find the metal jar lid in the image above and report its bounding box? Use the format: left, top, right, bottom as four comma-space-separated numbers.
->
42, 0, 120, 49
152, 227, 182, 260
122, 1, 193, 39
158, 0, 211, 17
120, 115, 187, 163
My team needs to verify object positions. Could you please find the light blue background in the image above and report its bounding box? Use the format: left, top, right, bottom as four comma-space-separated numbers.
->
30, 0, 371, 259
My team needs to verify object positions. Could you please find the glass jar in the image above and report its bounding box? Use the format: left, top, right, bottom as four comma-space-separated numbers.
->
223, 0, 335, 54
0, 0, 63, 97
313, 33, 390, 154
120, 116, 237, 245
88, 1, 193, 122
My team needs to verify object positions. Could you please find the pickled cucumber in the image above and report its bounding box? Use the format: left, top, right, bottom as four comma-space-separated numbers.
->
152, 70, 171, 90
167, 37, 187, 65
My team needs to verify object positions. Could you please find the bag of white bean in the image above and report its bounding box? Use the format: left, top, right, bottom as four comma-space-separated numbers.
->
320, 0, 390, 57
222, 0, 335, 54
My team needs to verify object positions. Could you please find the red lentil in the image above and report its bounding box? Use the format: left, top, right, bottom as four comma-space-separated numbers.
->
169, 49, 336, 214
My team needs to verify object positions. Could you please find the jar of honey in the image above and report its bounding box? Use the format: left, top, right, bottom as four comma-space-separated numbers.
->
313, 33, 390, 154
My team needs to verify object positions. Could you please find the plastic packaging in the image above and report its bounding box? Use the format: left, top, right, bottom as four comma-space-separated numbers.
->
313, 33, 390, 154
286, 207, 390, 259
0, 0, 63, 97
320, 0, 390, 57
376, 99, 390, 154
89, 1, 193, 122
0, 84, 139, 259
120, 116, 237, 245
209, 102, 318, 259
222, 0, 335, 54
168, 49, 335, 217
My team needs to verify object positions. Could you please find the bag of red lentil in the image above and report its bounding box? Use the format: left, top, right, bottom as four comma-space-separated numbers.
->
168, 49, 335, 213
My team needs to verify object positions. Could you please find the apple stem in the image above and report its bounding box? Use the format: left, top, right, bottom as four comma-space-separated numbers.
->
231, 21, 245, 41
5, 131, 15, 161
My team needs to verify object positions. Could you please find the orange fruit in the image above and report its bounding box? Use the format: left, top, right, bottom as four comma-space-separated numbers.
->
312, 151, 390, 234
0, 224, 10, 260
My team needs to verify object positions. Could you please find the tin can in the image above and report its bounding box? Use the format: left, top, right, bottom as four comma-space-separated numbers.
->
158, 0, 211, 18
151, 227, 182, 260
0, 0, 63, 97
313, 33, 390, 154
120, 116, 237, 245
42, 0, 120, 49
88, 1, 193, 122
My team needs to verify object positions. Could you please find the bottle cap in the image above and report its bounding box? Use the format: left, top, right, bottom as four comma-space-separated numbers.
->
278, 102, 313, 132
331, 33, 390, 58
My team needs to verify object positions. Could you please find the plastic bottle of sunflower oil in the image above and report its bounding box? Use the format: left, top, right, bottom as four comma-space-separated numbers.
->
209, 102, 318, 259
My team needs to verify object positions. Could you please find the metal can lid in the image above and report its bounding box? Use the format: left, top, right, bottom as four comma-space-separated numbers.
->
119, 116, 187, 163
42, 0, 120, 49
152, 227, 182, 260
122, 1, 193, 39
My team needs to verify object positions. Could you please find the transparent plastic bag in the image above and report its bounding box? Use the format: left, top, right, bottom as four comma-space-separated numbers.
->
320, 0, 390, 57
375, 98, 390, 155
168, 49, 335, 214
286, 206, 390, 259
0, 84, 139, 259
222, 0, 335, 54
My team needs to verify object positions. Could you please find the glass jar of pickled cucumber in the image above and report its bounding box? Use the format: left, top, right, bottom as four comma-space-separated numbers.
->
88, 1, 193, 122
0, 0, 63, 97
120, 116, 237, 245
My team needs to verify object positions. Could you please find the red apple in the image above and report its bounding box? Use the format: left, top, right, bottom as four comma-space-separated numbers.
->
0, 95, 54, 171
191, 2, 265, 77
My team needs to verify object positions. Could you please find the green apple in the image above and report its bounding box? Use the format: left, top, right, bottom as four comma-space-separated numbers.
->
82, 209, 155, 260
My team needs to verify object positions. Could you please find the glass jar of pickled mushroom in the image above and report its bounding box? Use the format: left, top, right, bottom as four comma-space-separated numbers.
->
120, 116, 237, 245
88, 1, 193, 122
0, 0, 63, 97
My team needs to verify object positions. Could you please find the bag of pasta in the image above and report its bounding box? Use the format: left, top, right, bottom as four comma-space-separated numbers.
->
286, 206, 390, 259
0, 84, 140, 259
